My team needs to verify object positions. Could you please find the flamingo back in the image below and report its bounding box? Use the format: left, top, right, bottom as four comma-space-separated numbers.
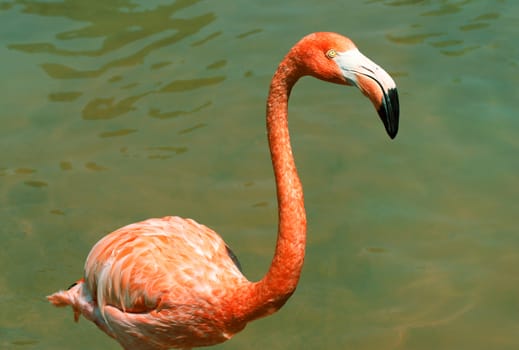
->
83, 216, 248, 348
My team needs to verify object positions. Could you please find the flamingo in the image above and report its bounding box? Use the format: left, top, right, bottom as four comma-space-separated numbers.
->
47, 32, 399, 349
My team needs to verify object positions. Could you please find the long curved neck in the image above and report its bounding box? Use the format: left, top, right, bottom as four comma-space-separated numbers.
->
236, 57, 307, 321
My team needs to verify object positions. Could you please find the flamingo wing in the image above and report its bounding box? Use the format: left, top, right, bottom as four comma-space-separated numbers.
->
83, 216, 248, 347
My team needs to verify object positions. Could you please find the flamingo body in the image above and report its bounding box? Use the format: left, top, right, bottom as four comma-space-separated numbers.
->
49, 216, 249, 349
48, 32, 399, 349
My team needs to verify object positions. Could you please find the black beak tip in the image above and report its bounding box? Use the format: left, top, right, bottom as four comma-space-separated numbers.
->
378, 87, 399, 140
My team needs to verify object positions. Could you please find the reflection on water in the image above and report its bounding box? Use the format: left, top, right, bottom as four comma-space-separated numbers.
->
145, 146, 188, 160
9, 0, 212, 58
99, 129, 137, 138
149, 100, 212, 120
384, 0, 503, 57
24, 180, 48, 188
1, 0, 519, 349
8, 0, 224, 122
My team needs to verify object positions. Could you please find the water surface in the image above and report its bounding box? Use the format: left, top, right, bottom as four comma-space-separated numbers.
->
1, 0, 518, 349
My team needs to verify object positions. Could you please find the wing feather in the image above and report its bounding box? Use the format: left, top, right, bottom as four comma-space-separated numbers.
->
84, 216, 246, 322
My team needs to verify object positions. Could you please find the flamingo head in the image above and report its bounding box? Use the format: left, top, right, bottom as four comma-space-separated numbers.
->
291, 32, 399, 139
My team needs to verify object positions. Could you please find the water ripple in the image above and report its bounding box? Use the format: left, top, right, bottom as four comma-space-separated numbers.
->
386, 32, 444, 45
381, 0, 503, 58
146, 146, 188, 159
85, 162, 107, 171
8, 0, 224, 123
82, 94, 147, 120
149, 101, 211, 119
9, 0, 212, 58
191, 30, 222, 47
159, 76, 225, 93
236, 28, 262, 39
99, 129, 138, 138
24, 180, 48, 188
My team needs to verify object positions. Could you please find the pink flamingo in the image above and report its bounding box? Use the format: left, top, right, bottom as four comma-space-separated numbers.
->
48, 32, 399, 349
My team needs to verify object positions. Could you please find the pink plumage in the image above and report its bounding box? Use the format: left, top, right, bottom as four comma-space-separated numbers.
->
48, 32, 399, 349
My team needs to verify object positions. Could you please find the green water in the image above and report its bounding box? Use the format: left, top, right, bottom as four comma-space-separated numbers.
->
1, 0, 518, 349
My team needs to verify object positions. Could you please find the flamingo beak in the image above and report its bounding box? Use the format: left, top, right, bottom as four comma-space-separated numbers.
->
333, 49, 399, 139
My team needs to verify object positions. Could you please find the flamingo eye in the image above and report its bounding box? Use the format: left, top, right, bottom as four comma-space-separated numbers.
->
326, 49, 337, 58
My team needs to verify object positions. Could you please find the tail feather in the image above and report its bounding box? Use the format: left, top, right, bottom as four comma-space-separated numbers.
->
47, 291, 72, 307
47, 280, 84, 322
